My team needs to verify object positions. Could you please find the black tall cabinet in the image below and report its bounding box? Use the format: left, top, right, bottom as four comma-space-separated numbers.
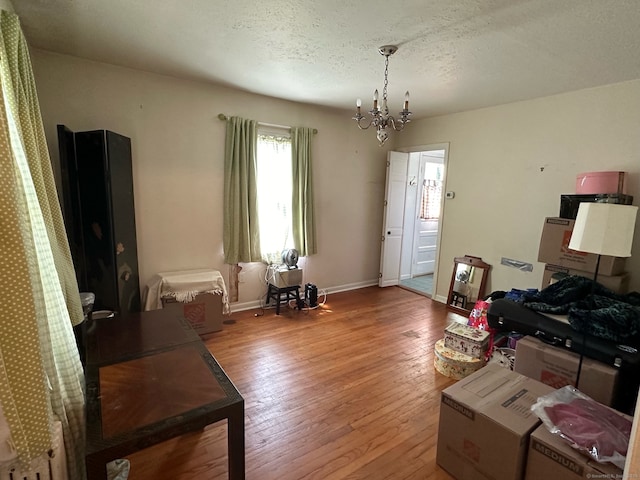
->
58, 125, 141, 315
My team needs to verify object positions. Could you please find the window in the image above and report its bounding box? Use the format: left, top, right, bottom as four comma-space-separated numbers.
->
222, 118, 316, 265
256, 130, 294, 264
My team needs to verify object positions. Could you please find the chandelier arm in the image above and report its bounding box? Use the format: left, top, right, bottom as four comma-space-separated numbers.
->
388, 116, 405, 132
355, 117, 373, 130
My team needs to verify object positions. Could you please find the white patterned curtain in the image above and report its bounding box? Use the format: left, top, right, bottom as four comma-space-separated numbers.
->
256, 132, 294, 264
0, 10, 86, 480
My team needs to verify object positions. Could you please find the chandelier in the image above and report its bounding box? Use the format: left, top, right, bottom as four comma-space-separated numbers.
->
352, 45, 411, 146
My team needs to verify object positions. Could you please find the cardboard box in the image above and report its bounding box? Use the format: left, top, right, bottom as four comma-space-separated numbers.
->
514, 336, 619, 407
271, 267, 303, 288
444, 323, 490, 359
524, 424, 623, 480
538, 217, 626, 275
542, 264, 630, 294
161, 292, 223, 335
436, 364, 554, 480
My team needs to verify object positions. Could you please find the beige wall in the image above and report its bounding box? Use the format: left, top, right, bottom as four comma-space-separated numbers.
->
32, 50, 388, 309
31, 49, 640, 308
396, 80, 640, 299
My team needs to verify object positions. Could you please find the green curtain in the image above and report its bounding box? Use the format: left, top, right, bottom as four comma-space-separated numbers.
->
291, 127, 317, 256
223, 116, 263, 263
0, 10, 86, 479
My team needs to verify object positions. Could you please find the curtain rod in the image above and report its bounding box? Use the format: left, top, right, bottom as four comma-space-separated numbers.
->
218, 113, 317, 134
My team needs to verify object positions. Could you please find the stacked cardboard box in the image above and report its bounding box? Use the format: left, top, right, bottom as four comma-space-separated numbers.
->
538, 217, 629, 293
436, 364, 629, 480
541, 173, 634, 292
514, 336, 619, 407
524, 423, 623, 480
436, 364, 554, 480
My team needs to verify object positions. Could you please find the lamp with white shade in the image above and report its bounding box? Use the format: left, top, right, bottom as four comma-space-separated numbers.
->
568, 203, 638, 284
567, 202, 638, 388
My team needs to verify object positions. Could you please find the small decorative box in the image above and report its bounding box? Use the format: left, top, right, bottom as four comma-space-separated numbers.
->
434, 339, 486, 380
576, 171, 627, 195
444, 322, 490, 359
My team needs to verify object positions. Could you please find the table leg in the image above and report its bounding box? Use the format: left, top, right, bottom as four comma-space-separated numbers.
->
275, 288, 281, 315
228, 407, 245, 480
86, 457, 108, 480
265, 285, 271, 308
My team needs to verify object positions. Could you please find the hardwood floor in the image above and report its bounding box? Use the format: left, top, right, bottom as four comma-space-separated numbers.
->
126, 286, 459, 479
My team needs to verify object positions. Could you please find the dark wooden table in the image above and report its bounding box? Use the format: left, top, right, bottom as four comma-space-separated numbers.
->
84, 308, 244, 479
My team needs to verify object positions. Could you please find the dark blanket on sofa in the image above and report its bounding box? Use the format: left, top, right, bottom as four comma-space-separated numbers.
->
521, 275, 640, 343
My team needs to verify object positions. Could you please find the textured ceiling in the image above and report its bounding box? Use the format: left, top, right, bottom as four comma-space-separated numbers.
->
11, 0, 640, 119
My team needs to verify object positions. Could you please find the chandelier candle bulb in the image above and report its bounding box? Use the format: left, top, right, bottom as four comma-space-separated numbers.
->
373, 89, 378, 109
404, 91, 409, 110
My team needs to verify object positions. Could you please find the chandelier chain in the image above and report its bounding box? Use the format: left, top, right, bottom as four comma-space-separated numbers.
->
383, 54, 389, 106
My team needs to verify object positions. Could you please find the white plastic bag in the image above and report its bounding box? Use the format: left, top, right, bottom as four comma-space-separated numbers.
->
107, 459, 130, 480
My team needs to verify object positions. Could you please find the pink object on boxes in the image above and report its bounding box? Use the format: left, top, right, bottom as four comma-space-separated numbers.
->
576, 171, 627, 195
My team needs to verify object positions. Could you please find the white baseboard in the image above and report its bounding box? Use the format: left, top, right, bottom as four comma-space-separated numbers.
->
229, 279, 379, 313
433, 294, 447, 305
322, 280, 379, 294
227, 280, 450, 314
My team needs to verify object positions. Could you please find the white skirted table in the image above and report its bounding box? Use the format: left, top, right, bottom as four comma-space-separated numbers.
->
143, 269, 229, 312
143, 269, 230, 335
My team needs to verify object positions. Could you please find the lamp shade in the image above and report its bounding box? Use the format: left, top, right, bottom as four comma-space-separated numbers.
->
568, 203, 638, 257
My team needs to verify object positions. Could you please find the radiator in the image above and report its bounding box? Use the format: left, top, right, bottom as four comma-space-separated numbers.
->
0, 421, 67, 480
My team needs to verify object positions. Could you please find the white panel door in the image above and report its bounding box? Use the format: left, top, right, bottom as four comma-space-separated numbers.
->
411, 154, 444, 277
379, 151, 409, 287
413, 218, 438, 276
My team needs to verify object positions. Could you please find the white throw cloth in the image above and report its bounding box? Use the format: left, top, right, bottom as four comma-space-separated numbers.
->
0, 401, 16, 464
143, 269, 229, 314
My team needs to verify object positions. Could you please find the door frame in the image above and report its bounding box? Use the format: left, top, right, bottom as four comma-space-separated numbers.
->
395, 143, 449, 299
